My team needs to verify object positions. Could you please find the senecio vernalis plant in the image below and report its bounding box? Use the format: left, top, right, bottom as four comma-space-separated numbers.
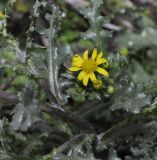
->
1, 0, 157, 160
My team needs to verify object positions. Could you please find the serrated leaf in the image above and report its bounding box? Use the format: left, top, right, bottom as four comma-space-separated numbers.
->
110, 87, 152, 113
10, 102, 40, 131
47, 5, 69, 105
80, 0, 110, 51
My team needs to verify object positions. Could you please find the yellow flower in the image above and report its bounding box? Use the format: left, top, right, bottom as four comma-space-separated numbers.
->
0, 12, 5, 20
69, 48, 109, 87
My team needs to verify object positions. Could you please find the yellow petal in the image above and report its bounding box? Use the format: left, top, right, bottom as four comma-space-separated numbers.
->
72, 61, 82, 67
83, 50, 88, 60
96, 58, 107, 65
72, 55, 84, 67
96, 67, 109, 76
92, 48, 97, 60
78, 71, 85, 81
89, 72, 97, 82
97, 52, 103, 61
69, 67, 81, 72
72, 55, 84, 62
83, 73, 90, 86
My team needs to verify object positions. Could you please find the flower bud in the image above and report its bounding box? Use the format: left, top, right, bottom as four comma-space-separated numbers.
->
93, 79, 103, 89
0, 12, 5, 20
107, 85, 115, 94
120, 48, 128, 57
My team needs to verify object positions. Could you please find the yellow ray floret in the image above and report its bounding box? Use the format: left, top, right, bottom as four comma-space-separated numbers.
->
69, 48, 109, 87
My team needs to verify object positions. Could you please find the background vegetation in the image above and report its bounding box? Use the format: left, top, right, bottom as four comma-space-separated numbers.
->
1, 0, 157, 159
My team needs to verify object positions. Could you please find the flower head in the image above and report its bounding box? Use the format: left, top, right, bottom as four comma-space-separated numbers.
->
69, 48, 109, 87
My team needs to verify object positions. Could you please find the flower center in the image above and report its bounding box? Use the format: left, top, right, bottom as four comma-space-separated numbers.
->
82, 59, 97, 73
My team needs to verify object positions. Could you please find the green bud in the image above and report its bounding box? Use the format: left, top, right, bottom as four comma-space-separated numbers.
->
120, 48, 128, 56
107, 85, 115, 94
0, 12, 5, 20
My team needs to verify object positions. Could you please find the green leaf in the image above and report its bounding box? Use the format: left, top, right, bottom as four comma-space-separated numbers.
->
47, 5, 70, 105
80, 0, 111, 52
110, 84, 152, 113
10, 84, 41, 131
0, 151, 14, 160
